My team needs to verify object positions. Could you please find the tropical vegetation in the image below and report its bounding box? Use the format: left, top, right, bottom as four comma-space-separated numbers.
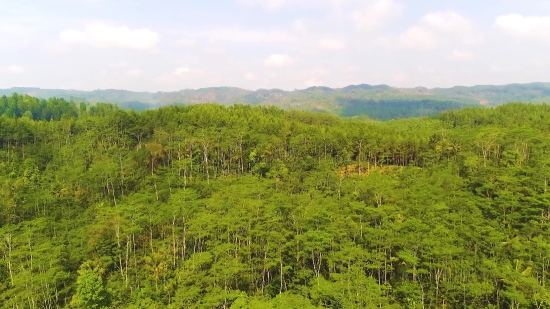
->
1, 93, 550, 308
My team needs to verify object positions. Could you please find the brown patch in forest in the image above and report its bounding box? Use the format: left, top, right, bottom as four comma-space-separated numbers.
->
336, 164, 403, 178
336, 164, 422, 178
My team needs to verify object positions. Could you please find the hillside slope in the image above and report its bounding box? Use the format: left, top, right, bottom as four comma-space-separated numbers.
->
2, 82, 549, 119
2, 98, 550, 308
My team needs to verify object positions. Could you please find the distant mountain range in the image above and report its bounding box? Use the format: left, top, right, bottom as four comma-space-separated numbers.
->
2, 82, 550, 119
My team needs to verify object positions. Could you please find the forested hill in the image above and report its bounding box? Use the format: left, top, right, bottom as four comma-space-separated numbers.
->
2, 94, 550, 308
1, 82, 549, 119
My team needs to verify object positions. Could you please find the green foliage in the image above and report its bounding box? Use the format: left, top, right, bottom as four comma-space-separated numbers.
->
1, 95, 550, 308
0, 93, 79, 120
340, 99, 466, 119
72, 266, 112, 309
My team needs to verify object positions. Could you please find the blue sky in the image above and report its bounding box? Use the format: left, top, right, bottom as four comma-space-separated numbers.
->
1, 0, 550, 91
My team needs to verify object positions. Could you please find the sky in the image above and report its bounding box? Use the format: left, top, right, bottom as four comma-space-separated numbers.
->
1, 0, 550, 92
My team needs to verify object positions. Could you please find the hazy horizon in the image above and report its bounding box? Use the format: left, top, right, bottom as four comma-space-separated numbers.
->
3, 81, 550, 95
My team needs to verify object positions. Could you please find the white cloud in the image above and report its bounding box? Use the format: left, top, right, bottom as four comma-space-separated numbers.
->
422, 12, 483, 44
7, 1, 548, 92
109, 61, 127, 68
0, 18, 39, 38
495, 14, 550, 41
204, 45, 225, 55
400, 26, 437, 50
400, 11, 482, 50
265, 54, 294, 67
318, 39, 345, 50
170, 39, 197, 48
244, 72, 257, 80
490, 63, 520, 73
0, 25, 18, 34
392, 72, 409, 84
155, 66, 205, 86
290, 69, 330, 88
42, 42, 73, 54
293, 20, 308, 34
449, 49, 474, 61
532, 58, 550, 68
174, 67, 191, 75
417, 66, 436, 74
193, 28, 293, 43
305, 78, 324, 87
0, 65, 25, 74
237, 0, 349, 11
126, 69, 143, 77
59, 24, 160, 50
238, 0, 287, 10
422, 12, 472, 33
353, 0, 404, 32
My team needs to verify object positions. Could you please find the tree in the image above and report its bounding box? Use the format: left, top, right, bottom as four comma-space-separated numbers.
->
71, 264, 112, 309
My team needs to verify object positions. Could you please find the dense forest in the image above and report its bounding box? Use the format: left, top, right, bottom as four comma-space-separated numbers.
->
339, 99, 465, 119
2, 93, 550, 308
